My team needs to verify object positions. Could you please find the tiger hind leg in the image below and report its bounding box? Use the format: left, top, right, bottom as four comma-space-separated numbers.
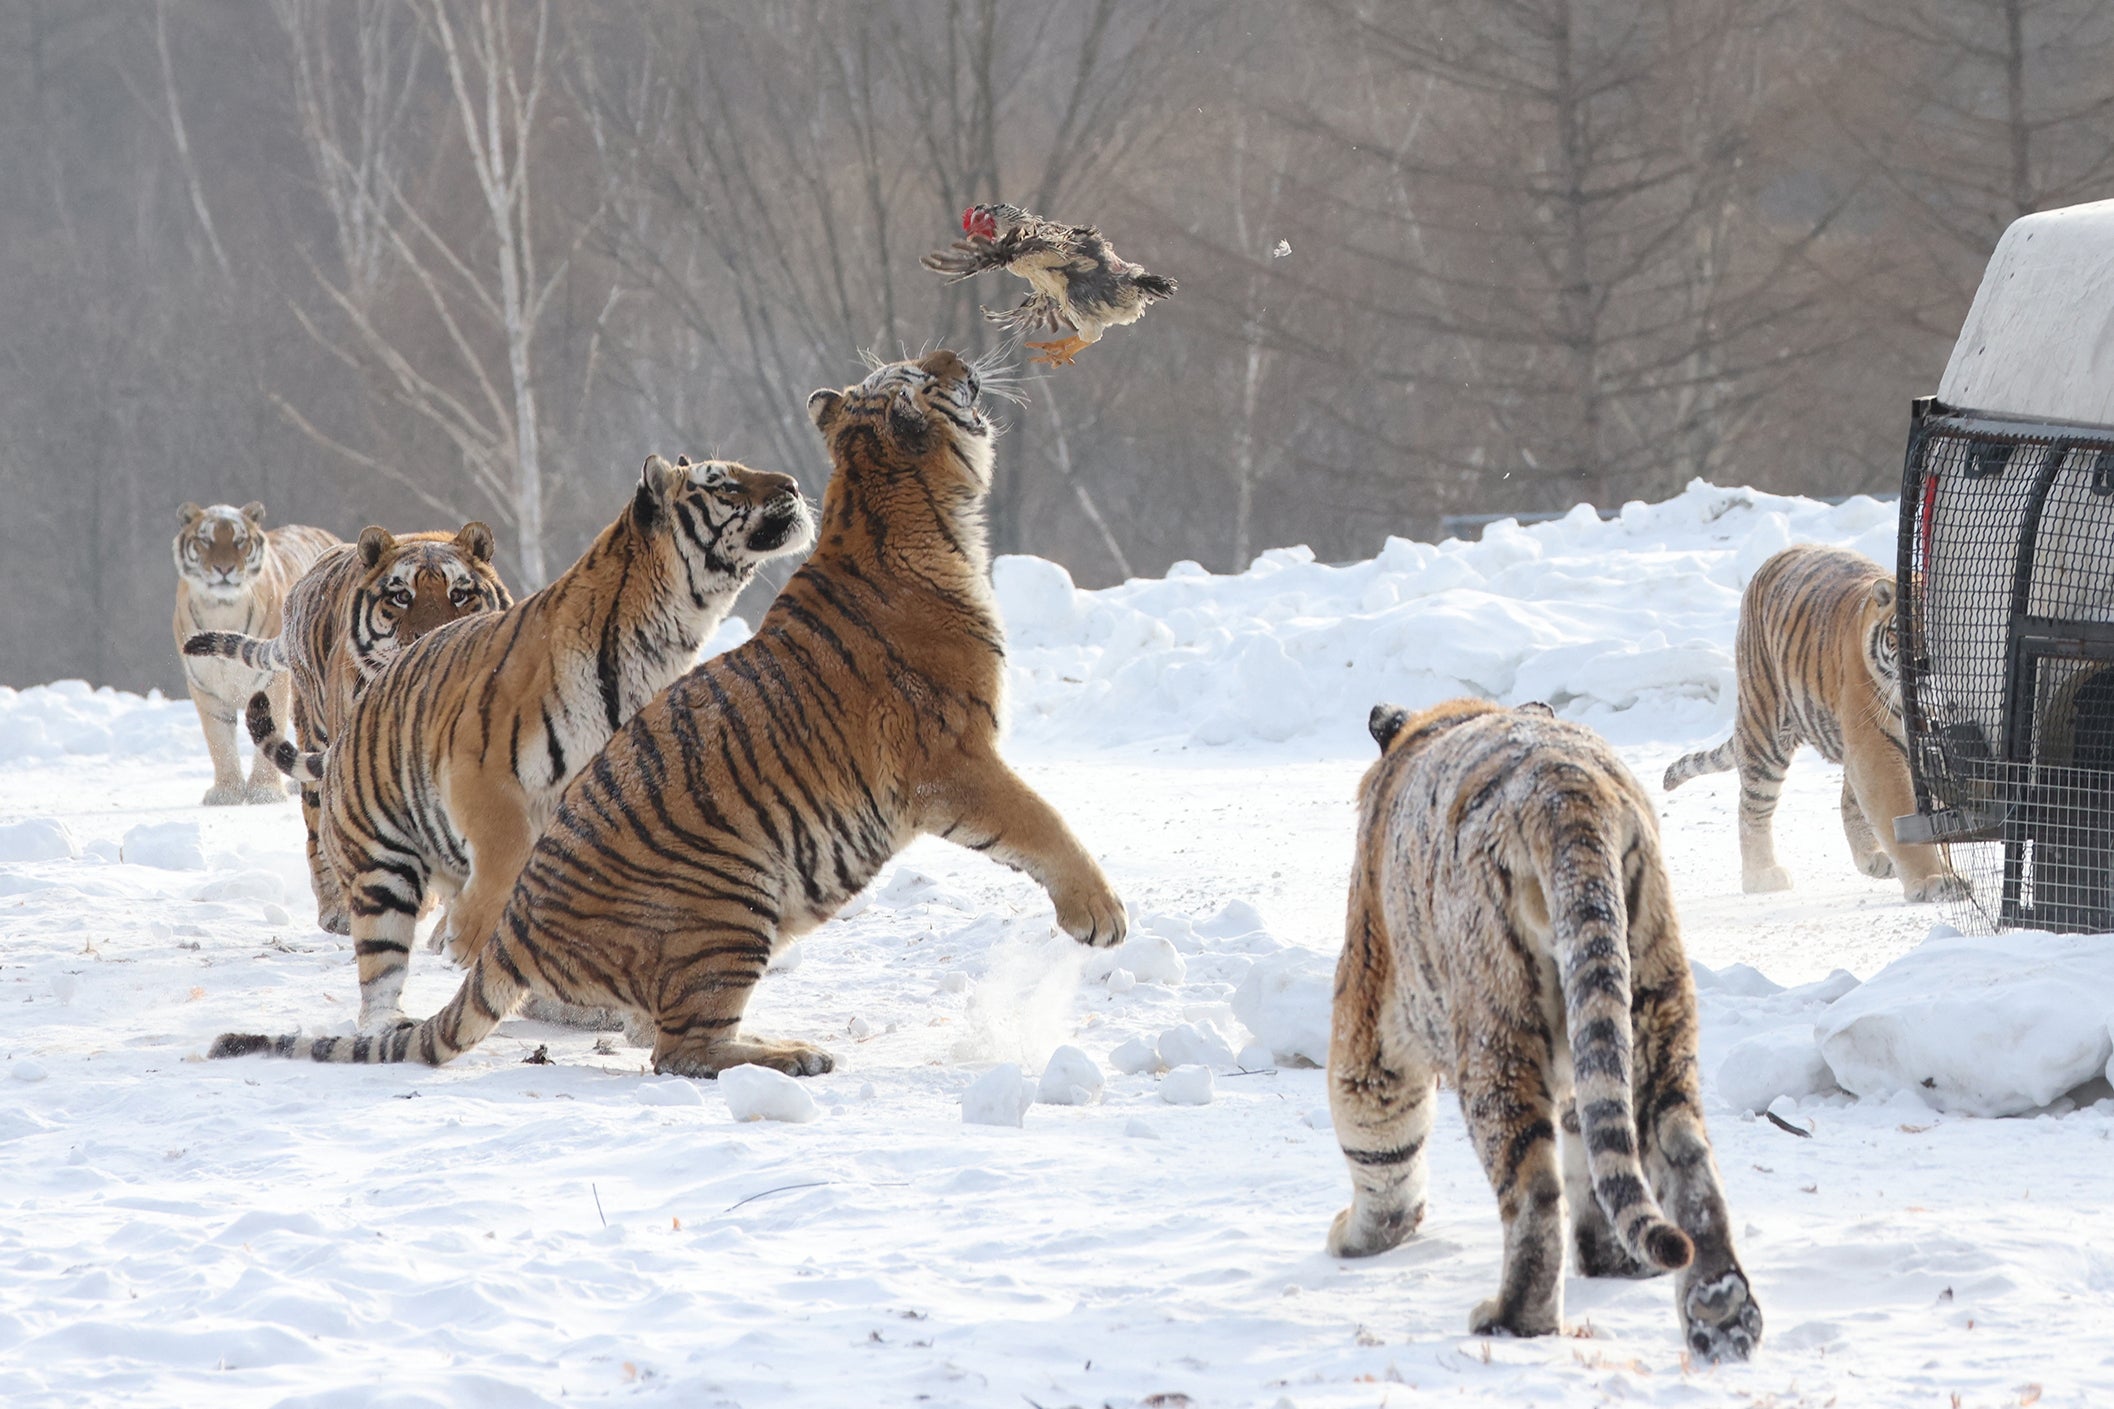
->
1648, 1102, 1763, 1361
1733, 729, 1795, 892
1562, 1105, 1652, 1279
298, 786, 351, 934
646, 921, 833, 1079
1458, 1022, 1566, 1338
1325, 931, 1434, 1258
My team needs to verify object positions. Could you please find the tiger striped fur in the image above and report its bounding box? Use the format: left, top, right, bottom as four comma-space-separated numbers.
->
1663, 543, 1966, 902
1329, 697, 1761, 1361
184, 523, 511, 933
241, 456, 812, 1031
172, 501, 339, 806
211, 349, 1127, 1079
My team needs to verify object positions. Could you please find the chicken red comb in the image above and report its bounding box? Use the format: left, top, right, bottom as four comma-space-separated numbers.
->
960, 206, 978, 233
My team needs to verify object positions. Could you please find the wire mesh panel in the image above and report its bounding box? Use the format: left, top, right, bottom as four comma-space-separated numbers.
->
1898, 400, 2114, 933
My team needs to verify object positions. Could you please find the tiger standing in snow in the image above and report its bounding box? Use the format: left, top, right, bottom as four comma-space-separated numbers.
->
183, 523, 512, 933
171, 501, 339, 806
1662, 543, 1966, 902
1327, 697, 1761, 1361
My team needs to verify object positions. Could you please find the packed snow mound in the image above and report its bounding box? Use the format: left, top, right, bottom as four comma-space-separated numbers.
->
0, 683, 197, 763
961, 1063, 1034, 1127
995, 480, 1898, 751
1232, 951, 1333, 1068
1696, 962, 1860, 1113
1816, 931, 2114, 1117
719, 1064, 820, 1123
120, 820, 205, 871
0, 817, 80, 863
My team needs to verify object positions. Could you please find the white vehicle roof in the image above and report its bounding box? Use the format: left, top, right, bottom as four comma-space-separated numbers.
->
1940, 199, 2114, 426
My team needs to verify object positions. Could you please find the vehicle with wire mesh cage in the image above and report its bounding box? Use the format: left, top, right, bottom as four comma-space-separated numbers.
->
1896, 201, 2114, 934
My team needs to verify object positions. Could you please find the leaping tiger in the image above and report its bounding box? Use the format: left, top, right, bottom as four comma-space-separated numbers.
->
212, 350, 1126, 1078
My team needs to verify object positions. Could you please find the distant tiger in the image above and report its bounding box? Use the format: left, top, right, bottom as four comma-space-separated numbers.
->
242, 456, 811, 1031
212, 350, 1127, 1078
172, 501, 338, 806
1329, 697, 1761, 1361
1663, 543, 1967, 901
184, 523, 511, 932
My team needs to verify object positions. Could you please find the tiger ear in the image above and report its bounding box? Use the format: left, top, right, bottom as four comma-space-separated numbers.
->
178, 502, 204, 527
1368, 703, 1410, 752
357, 526, 394, 569
806, 388, 843, 433
633, 455, 677, 532
240, 501, 266, 526
455, 522, 496, 564
1868, 577, 1897, 612
675, 454, 693, 468
1516, 700, 1555, 718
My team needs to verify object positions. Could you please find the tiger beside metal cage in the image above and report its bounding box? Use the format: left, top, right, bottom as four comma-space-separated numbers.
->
1896, 401, 2114, 933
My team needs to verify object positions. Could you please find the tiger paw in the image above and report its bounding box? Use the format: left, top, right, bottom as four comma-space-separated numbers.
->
1856, 851, 1898, 879
202, 782, 247, 807
1326, 1201, 1421, 1259
1468, 1296, 1559, 1340
1680, 1267, 1763, 1363
1741, 865, 1793, 894
245, 780, 292, 804
1906, 872, 1972, 903
1053, 879, 1127, 948
316, 909, 352, 936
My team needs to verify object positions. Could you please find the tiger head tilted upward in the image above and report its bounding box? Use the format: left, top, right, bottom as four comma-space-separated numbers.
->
213, 349, 1126, 1081
184, 520, 512, 935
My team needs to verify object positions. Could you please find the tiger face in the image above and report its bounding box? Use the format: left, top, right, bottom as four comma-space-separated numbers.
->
352, 523, 510, 668
175, 502, 270, 602
1860, 577, 1902, 712
804, 349, 993, 487
637, 455, 815, 579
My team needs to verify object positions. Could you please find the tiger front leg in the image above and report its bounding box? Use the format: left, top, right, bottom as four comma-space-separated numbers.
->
188, 688, 250, 806
344, 849, 428, 1032
922, 757, 1127, 947
1839, 776, 1896, 878
1843, 745, 1969, 903
299, 785, 351, 934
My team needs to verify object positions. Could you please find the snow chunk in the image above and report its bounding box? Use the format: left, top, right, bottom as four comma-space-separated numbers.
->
120, 822, 205, 871
1232, 951, 1333, 1068
1109, 1036, 1161, 1075
1160, 1065, 1215, 1106
961, 1063, 1034, 1127
0, 818, 79, 863
1157, 1022, 1237, 1071
1718, 1027, 1842, 1114
1036, 1046, 1105, 1106
12, 1060, 48, 1083
1108, 933, 1185, 986
719, 1064, 820, 1124
636, 1079, 705, 1108
1198, 899, 1267, 939
1817, 932, 2114, 1117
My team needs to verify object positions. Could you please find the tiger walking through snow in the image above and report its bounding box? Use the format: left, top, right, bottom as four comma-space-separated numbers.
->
1328, 697, 1761, 1361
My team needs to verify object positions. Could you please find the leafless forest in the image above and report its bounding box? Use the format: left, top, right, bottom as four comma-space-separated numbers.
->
6, 0, 2109, 691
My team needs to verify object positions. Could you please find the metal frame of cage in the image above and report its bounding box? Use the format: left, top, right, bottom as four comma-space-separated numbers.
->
1896, 397, 2114, 933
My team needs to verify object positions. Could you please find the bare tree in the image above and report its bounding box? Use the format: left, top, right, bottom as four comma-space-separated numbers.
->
275, 0, 602, 585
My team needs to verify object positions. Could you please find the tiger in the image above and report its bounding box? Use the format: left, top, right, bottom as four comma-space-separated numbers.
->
1328, 696, 1762, 1362
172, 501, 339, 806
182, 523, 512, 933
242, 455, 812, 1032
1662, 543, 1967, 902
211, 348, 1128, 1078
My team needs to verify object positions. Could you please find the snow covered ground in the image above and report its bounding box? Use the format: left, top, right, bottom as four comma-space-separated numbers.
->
4, 483, 2109, 1407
